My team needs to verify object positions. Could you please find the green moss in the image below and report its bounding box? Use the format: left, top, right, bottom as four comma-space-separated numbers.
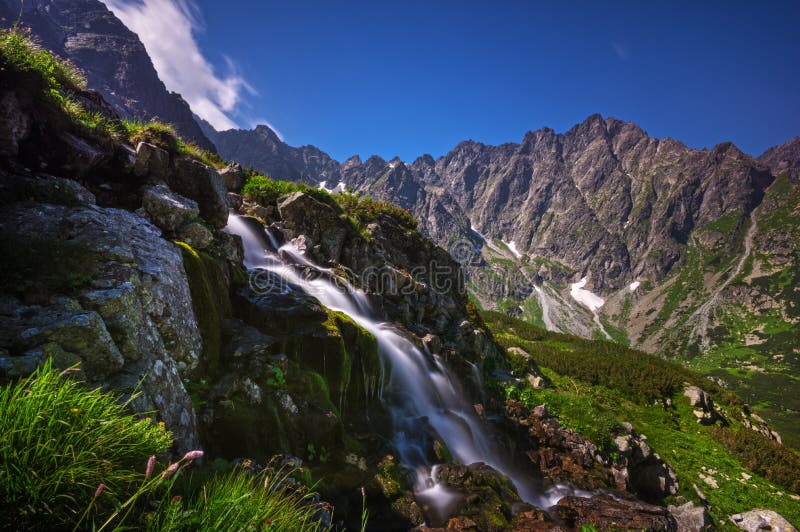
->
176, 242, 231, 373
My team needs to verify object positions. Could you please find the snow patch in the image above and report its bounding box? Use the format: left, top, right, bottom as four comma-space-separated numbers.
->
570, 278, 605, 312
318, 180, 346, 194
570, 278, 611, 340
629, 281, 640, 292
503, 240, 522, 259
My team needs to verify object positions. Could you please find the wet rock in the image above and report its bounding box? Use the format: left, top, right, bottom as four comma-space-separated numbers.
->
133, 142, 170, 181
431, 462, 522, 531
556, 494, 677, 531
227, 192, 243, 211
142, 183, 200, 233
730, 509, 797, 532
167, 158, 229, 228
683, 385, 725, 425
669, 501, 711, 531
278, 191, 348, 263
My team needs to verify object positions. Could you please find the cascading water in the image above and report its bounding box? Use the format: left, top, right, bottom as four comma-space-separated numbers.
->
224, 213, 578, 515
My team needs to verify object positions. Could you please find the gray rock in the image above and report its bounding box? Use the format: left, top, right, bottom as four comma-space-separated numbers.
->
227, 192, 243, 211
0, 202, 202, 452
684, 385, 724, 425
167, 158, 229, 228
177, 222, 214, 250
142, 184, 199, 233
730, 509, 797, 532
220, 162, 245, 192
278, 192, 347, 262
668, 501, 711, 532
134, 142, 171, 181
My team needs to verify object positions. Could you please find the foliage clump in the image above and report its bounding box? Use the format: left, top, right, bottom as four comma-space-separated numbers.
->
710, 426, 800, 494
242, 173, 418, 231
0, 359, 333, 530
0, 27, 118, 138
121, 120, 226, 169
480, 310, 737, 404
0, 360, 171, 529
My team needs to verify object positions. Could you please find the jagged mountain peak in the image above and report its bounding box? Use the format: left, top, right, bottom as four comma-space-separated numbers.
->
759, 136, 800, 179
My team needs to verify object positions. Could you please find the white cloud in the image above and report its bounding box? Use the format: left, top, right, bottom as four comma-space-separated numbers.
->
102, 0, 253, 131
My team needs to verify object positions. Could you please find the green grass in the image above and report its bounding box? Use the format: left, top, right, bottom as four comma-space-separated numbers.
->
121, 120, 226, 169
241, 174, 419, 231
0, 359, 334, 531
0, 360, 171, 529
0, 26, 85, 93
142, 466, 329, 531
0, 27, 119, 139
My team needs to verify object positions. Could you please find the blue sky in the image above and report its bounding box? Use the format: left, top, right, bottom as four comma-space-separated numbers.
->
108, 1, 800, 162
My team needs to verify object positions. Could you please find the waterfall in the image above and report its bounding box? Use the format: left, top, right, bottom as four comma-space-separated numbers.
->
224, 214, 578, 514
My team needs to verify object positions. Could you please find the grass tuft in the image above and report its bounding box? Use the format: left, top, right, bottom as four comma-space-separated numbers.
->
0, 360, 171, 529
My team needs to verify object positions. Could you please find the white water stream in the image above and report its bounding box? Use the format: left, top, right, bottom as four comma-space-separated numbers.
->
224, 214, 582, 516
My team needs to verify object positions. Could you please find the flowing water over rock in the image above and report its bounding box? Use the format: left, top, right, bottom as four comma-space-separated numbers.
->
224, 214, 580, 514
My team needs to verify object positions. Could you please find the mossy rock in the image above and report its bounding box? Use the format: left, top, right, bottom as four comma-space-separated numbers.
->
176, 241, 231, 374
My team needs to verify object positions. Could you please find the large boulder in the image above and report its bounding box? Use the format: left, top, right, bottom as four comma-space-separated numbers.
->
0, 91, 32, 160
167, 158, 229, 228
613, 423, 679, 502
220, 162, 245, 192
133, 142, 170, 181
0, 202, 203, 453
669, 501, 711, 531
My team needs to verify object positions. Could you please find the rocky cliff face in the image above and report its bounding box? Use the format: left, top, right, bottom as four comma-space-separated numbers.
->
0, 0, 215, 150
759, 136, 800, 179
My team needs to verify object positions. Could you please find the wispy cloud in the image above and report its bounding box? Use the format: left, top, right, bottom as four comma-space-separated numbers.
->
612, 42, 632, 61
102, 0, 253, 131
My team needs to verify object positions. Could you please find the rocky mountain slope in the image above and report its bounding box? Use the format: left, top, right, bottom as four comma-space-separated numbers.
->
0, 0, 215, 150
206, 120, 800, 449
3, 25, 799, 530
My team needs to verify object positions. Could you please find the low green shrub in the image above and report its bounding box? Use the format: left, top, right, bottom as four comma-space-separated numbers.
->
710, 426, 800, 494
122, 119, 181, 153
481, 310, 737, 405
336, 192, 418, 230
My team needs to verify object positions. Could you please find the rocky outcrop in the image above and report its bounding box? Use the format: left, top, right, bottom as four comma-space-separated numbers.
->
683, 385, 725, 425
0, 0, 215, 150
730, 509, 797, 532
0, 200, 202, 453
504, 401, 616, 491
612, 422, 679, 502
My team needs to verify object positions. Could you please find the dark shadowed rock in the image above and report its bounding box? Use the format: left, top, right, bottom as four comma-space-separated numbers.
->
167, 158, 229, 228
556, 494, 677, 531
